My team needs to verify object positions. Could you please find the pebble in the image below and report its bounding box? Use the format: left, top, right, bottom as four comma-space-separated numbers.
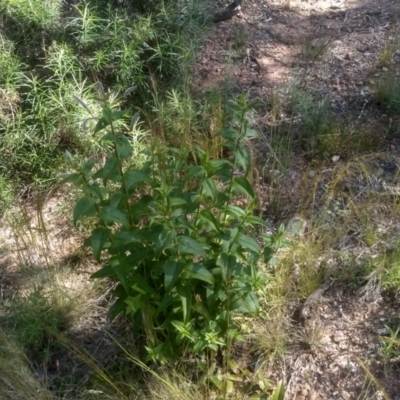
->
333, 331, 346, 343
309, 392, 318, 400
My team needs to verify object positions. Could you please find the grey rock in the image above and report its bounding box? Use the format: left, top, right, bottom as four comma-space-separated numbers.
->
286, 216, 308, 237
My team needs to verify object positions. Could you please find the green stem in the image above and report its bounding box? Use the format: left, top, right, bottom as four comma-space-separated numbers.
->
110, 121, 133, 227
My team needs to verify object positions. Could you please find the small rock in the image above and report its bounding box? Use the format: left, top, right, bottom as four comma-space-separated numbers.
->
341, 391, 351, 400
308, 170, 316, 178
375, 167, 385, 178
286, 216, 308, 237
330, 1, 345, 9
376, 327, 390, 336
308, 392, 318, 400
333, 330, 346, 343
338, 341, 348, 350
331, 155, 340, 163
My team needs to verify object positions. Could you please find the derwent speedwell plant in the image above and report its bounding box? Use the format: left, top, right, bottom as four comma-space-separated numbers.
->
63, 93, 276, 363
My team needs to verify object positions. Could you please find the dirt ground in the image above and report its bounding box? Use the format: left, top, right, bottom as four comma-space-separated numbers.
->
195, 0, 400, 399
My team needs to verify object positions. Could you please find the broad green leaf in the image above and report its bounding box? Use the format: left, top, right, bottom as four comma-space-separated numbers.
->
131, 273, 158, 298
198, 209, 220, 232
234, 147, 251, 176
123, 169, 152, 194
91, 227, 111, 262
232, 176, 255, 199
109, 297, 129, 319
207, 159, 232, 181
237, 233, 261, 254
129, 195, 153, 222
101, 133, 117, 143
185, 165, 206, 181
169, 197, 187, 207
108, 192, 126, 209
263, 246, 275, 264
217, 253, 236, 282
222, 227, 240, 249
270, 381, 285, 400
193, 339, 206, 354
153, 230, 177, 253
244, 128, 259, 138
226, 380, 234, 394
209, 375, 224, 390
117, 144, 132, 159
245, 214, 267, 227
164, 260, 185, 291
202, 178, 217, 201
191, 300, 211, 320
126, 250, 150, 266
225, 205, 246, 219
175, 217, 194, 231
156, 294, 175, 315
94, 108, 128, 133
113, 231, 142, 245
185, 263, 214, 284
82, 182, 107, 201
91, 264, 115, 279
82, 157, 96, 175
94, 117, 109, 134
176, 236, 207, 257
115, 135, 130, 146
99, 206, 129, 227
125, 294, 142, 316
215, 128, 239, 139
231, 290, 259, 314
60, 173, 83, 184
170, 208, 183, 218
93, 157, 121, 183
177, 285, 192, 322
110, 135, 133, 159
73, 197, 97, 226
110, 109, 129, 121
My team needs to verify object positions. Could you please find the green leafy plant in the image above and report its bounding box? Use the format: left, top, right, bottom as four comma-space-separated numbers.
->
379, 325, 400, 372
63, 93, 276, 363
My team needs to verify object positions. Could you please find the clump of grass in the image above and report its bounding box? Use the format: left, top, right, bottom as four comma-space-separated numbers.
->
302, 37, 332, 63
0, 332, 54, 400
366, 244, 400, 296
0, 177, 15, 215
1, 0, 62, 29
231, 26, 248, 50
289, 86, 384, 158
295, 320, 325, 353
379, 325, 400, 372
373, 75, 400, 114
1, 284, 80, 363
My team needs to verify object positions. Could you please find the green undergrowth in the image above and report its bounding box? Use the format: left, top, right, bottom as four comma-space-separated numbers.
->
0, 0, 212, 209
